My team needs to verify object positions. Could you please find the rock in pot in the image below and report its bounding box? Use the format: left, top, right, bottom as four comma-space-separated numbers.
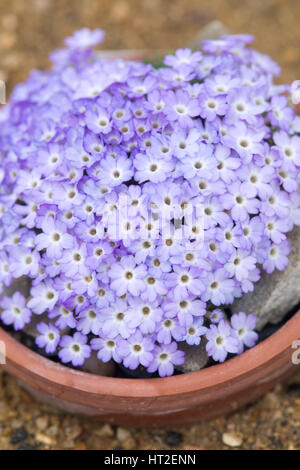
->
231, 226, 300, 331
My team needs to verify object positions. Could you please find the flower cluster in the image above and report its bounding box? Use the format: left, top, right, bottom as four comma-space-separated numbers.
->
0, 29, 299, 376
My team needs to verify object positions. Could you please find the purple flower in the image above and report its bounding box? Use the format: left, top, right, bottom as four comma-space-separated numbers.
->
0, 292, 31, 330
109, 256, 146, 296
263, 239, 290, 273
164, 266, 205, 300
118, 331, 154, 370
98, 155, 133, 187
58, 332, 91, 367
27, 280, 58, 314
156, 317, 185, 345
273, 131, 300, 170
0, 252, 12, 291
65, 28, 105, 50
102, 299, 133, 339
49, 304, 77, 330
36, 322, 60, 354
164, 48, 202, 68
35, 218, 73, 258
133, 151, 174, 184
165, 89, 200, 128
202, 268, 235, 306
220, 181, 260, 221
209, 309, 225, 324
206, 320, 239, 362
268, 95, 294, 131
184, 317, 207, 346
77, 306, 102, 335
199, 93, 228, 121
164, 297, 206, 327
231, 312, 258, 354
223, 121, 265, 163
127, 297, 162, 334
225, 250, 256, 282
60, 244, 90, 278
147, 342, 185, 377
91, 335, 122, 363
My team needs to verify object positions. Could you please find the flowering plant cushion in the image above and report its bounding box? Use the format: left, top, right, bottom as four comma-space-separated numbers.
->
0, 29, 299, 377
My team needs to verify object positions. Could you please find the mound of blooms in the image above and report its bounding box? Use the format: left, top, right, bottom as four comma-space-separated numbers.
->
0, 29, 299, 377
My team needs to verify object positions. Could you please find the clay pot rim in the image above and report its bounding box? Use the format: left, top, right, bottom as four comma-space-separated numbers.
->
1, 309, 299, 398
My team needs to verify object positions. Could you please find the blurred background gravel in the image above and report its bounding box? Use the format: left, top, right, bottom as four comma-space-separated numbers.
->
0, 0, 299, 451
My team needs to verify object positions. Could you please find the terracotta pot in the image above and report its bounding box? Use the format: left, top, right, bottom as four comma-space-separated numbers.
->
0, 310, 299, 427
1, 51, 300, 428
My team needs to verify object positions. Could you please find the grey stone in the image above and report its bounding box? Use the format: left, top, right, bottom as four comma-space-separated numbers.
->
23, 312, 51, 339
176, 338, 208, 373
231, 226, 300, 331
2, 276, 30, 298
188, 21, 229, 49
80, 351, 116, 377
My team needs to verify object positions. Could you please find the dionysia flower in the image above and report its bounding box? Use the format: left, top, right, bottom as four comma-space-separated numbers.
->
0, 29, 299, 376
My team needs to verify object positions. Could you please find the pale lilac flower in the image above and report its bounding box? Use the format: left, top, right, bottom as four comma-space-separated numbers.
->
9, 247, 40, 278
58, 332, 91, 367
206, 320, 239, 362
223, 121, 265, 163
91, 335, 122, 363
225, 250, 256, 282
165, 89, 200, 128
209, 309, 225, 324
49, 305, 77, 330
109, 256, 146, 296
0, 292, 31, 330
202, 268, 236, 306
147, 343, 185, 377
27, 281, 58, 314
102, 299, 133, 339
36, 322, 60, 354
184, 317, 207, 346
164, 48, 202, 68
77, 306, 102, 335
164, 297, 206, 327
164, 266, 205, 300
263, 239, 290, 273
127, 297, 162, 334
65, 28, 105, 50
231, 312, 258, 354
35, 218, 73, 258
118, 331, 154, 370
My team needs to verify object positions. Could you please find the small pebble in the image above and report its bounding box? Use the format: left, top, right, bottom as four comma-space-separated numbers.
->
46, 425, 59, 436
10, 428, 29, 445
35, 433, 55, 446
222, 432, 243, 448
36, 416, 48, 431
116, 427, 131, 442
164, 431, 183, 447
95, 423, 114, 438
65, 424, 82, 440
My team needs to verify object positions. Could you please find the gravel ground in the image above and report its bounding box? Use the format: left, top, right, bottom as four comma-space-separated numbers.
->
0, 0, 300, 451
0, 369, 299, 450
